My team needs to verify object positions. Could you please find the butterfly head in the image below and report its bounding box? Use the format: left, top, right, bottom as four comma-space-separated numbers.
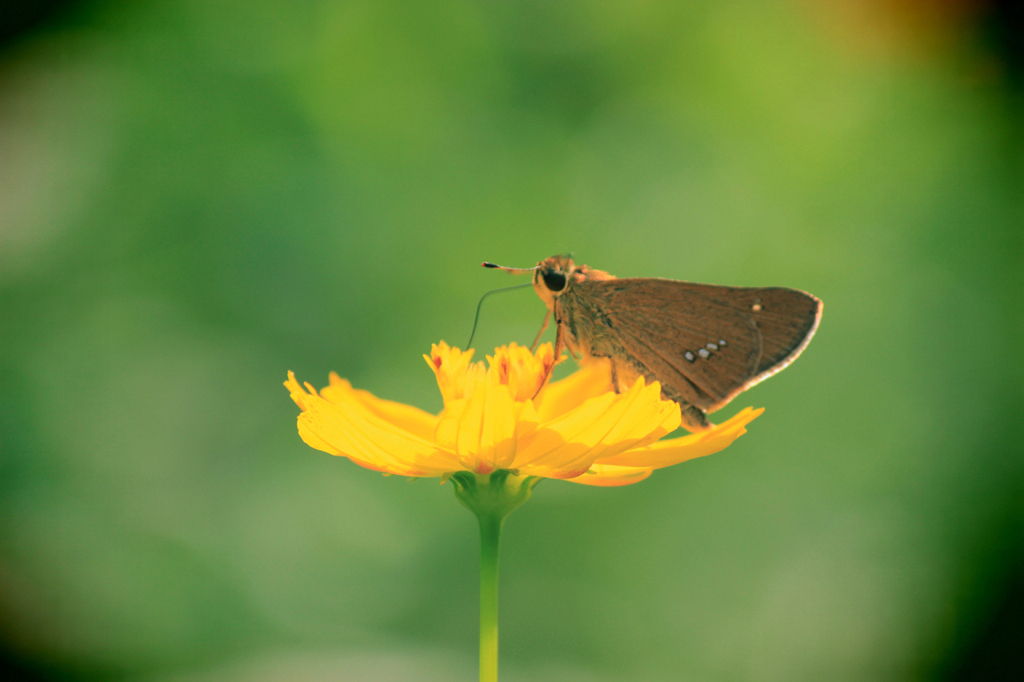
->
483, 254, 604, 311
532, 255, 577, 306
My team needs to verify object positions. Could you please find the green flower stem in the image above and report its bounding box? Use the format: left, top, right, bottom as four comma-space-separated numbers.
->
451, 471, 540, 682
478, 511, 501, 682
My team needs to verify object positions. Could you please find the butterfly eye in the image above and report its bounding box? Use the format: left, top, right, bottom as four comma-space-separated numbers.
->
542, 270, 567, 292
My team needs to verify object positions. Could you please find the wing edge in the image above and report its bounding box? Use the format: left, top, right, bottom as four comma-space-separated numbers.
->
707, 291, 822, 412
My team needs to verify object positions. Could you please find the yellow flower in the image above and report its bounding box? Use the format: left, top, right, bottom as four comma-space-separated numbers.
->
285, 342, 762, 486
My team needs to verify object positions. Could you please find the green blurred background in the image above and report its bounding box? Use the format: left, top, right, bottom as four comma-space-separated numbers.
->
1, 1, 1021, 680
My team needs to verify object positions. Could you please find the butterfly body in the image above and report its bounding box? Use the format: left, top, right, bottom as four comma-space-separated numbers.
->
523, 255, 822, 432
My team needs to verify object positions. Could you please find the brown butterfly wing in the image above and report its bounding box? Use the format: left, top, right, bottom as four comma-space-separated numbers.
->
588, 278, 821, 412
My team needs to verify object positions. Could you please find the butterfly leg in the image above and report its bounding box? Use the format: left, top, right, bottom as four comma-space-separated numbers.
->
530, 309, 551, 352
679, 405, 712, 432
657, 381, 713, 432
532, 323, 563, 399
609, 360, 620, 394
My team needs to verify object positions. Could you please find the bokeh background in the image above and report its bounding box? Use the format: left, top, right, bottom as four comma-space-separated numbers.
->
1, 1, 1021, 680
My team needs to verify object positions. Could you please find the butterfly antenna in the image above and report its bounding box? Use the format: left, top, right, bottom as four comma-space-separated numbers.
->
482, 262, 540, 275
465, 283, 534, 349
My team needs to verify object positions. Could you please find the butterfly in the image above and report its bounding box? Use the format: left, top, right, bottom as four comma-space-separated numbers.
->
484, 255, 822, 431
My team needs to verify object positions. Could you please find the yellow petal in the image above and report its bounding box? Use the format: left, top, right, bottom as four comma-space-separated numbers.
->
324, 372, 438, 442
597, 407, 764, 469
455, 376, 518, 474
285, 372, 459, 476
535, 357, 614, 422
486, 342, 558, 402
434, 367, 519, 474
434, 399, 464, 451
563, 378, 680, 466
423, 341, 476, 405
512, 398, 539, 446
296, 418, 387, 473
513, 391, 618, 470
515, 377, 679, 476
564, 463, 653, 487
286, 371, 312, 410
